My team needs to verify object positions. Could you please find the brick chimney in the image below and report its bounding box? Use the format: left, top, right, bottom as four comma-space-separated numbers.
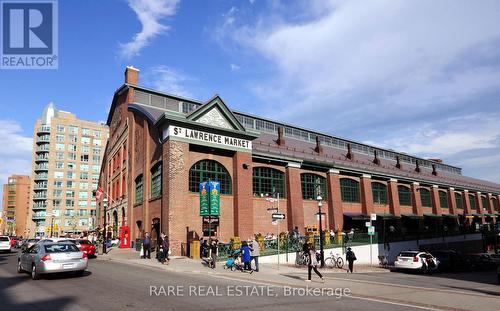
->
396, 156, 402, 169
346, 143, 353, 160
277, 126, 285, 146
373, 150, 380, 165
125, 66, 140, 85
432, 164, 437, 176
415, 160, 420, 173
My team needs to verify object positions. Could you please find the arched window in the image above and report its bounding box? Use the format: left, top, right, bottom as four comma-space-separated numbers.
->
372, 182, 388, 204
468, 194, 476, 210
134, 174, 143, 204
439, 191, 448, 209
253, 167, 285, 197
492, 198, 498, 211
189, 160, 232, 195
301, 173, 327, 200
455, 192, 463, 209
150, 162, 162, 199
420, 188, 431, 208
481, 196, 488, 211
340, 178, 360, 203
398, 185, 412, 206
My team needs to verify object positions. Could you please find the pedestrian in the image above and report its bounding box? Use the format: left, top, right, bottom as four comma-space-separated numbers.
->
161, 233, 170, 265
305, 242, 324, 282
346, 247, 356, 273
142, 232, 151, 259
250, 236, 260, 272
240, 241, 253, 273
210, 239, 218, 269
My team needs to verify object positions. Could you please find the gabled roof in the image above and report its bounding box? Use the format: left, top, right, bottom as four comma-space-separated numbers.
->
186, 95, 246, 132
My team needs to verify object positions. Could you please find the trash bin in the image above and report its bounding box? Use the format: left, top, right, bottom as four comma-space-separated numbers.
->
135, 238, 143, 252
190, 240, 200, 259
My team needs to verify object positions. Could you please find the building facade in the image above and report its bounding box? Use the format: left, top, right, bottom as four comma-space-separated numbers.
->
30, 103, 109, 237
98, 66, 500, 255
1, 175, 30, 236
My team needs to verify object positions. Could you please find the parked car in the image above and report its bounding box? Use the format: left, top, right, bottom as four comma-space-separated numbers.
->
9, 236, 20, 248
394, 251, 438, 273
0, 236, 12, 253
430, 250, 470, 272
59, 239, 96, 257
467, 253, 497, 271
17, 242, 88, 280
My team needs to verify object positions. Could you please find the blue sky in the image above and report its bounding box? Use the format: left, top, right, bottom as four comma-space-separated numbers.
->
1, 0, 500, 200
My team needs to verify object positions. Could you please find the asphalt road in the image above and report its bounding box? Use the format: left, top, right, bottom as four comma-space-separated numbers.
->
1, 249, 498, 311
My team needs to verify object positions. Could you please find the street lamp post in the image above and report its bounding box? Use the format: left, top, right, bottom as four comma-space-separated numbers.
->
317, 195, 325, 268
102, 198, 108, 254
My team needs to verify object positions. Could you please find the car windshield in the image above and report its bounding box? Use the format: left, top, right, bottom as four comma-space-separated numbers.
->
0, 237, 9, 241
28, 239, 38, 243
78, 240, 91, 244
399, 252, 418, 257
44, 244, 80, 253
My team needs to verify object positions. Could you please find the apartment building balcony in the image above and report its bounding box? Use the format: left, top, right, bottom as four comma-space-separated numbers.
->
32, 204, 47, 210
35, 146, 50, 153
34, 165, 49, 172
37, 125, 51, 134
32, 213, 47, 220
35, 155, 49, 162
36, 136, 50, 144
34, 174, 48, 181
33, 194, 47, 200
34, 183, 48, 190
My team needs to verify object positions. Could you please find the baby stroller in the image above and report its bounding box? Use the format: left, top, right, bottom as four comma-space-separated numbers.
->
224, 249, 243, 271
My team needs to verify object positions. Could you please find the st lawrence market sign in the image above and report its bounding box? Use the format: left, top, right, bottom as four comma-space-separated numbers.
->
164, 126, 252, 151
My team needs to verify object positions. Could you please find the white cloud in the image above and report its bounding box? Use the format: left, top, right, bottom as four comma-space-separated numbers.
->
119, 0, 180, 59
214, 0, 500, 183
0, 120, 33, 201
230, 63, 240, 71
143, 65, 193, 98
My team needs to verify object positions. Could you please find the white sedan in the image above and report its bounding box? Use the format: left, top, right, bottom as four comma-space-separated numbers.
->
0, 236, 11, 252
394, 251, 438, 272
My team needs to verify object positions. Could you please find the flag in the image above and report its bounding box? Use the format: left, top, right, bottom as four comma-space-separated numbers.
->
95, 187, 104, 201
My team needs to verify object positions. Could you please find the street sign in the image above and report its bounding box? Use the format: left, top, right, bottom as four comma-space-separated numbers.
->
267, 207, 278, 213
371, 213, 377, 221
199, 181, 209, 216
365, 221, 371, 227
368, 226, 375, 235
272, 213, 285, 220
209, 181, 220, 216
266, 197, 277, 203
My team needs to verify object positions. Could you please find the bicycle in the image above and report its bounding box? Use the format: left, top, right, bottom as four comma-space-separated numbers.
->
295, 251, 310, 267
324, 251, 344, 269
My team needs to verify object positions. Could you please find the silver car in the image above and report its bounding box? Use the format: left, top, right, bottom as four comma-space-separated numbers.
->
17, 242, 88, 280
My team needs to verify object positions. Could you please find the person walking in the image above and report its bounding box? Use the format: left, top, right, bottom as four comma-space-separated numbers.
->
161, 234, 170, 265
210, 239, 218, 269
306, 242, 324, 282
241, 241, 253, 273
142, 232, 151, 259
346, 247, 356, 273
250, 236, 260, 272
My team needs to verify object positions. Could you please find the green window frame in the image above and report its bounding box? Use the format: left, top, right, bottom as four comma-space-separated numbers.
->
150, 163, 162, 199
481, 196, 488, 211
135, 175, 143, 204
469, 194, 476, 210
439, 191, 448, 209
253, 167, 285, 197
398, 185, 412, 206
455, 193, 463, 209
189, 160, 232, 195
493, 198, 498, 211
372, 182, 388, 204
340, 178, 360, 203
420, 188, 431, 208
301, 173, 327, 200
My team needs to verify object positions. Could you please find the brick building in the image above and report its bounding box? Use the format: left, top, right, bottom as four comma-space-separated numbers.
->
1, 175, 31, 237
98, 66, 500, 255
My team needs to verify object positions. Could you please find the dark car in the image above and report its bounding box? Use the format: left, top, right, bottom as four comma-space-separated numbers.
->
467, 253, 497, 271
430, 250, 470, 272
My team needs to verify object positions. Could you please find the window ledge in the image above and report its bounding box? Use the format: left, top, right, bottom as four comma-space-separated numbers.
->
149, 196, 161, 203
133, 202, 143, 207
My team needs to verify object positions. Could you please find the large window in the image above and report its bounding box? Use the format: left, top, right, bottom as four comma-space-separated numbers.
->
398, 185, 412, 206
372, 182, 388, 204
469, 194, 476, 210
189, 160, 232, 195
301, 173, 327, 200
439, 191, 448, 209
493, 198, 499, 211
340, 178, 360, 203
420, 188, 431, 208
135, 175, 143, 204
150, 163, 162, 199
252, 167, 284, 197
455, 193, 463, 209
481, 196, 488, 211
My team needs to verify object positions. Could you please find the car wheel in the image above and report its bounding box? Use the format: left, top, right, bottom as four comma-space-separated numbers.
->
31, 264, 40, 280
17, 261, 24, 273
75, 270, 85, 277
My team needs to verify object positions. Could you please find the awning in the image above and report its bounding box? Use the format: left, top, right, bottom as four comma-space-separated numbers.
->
375, 213, 400, 219
343, 212, 370, 220
401, 213, 423, 219
484, 214, 498, 217
442, 214, 459, 218
424, 213, 442, 218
